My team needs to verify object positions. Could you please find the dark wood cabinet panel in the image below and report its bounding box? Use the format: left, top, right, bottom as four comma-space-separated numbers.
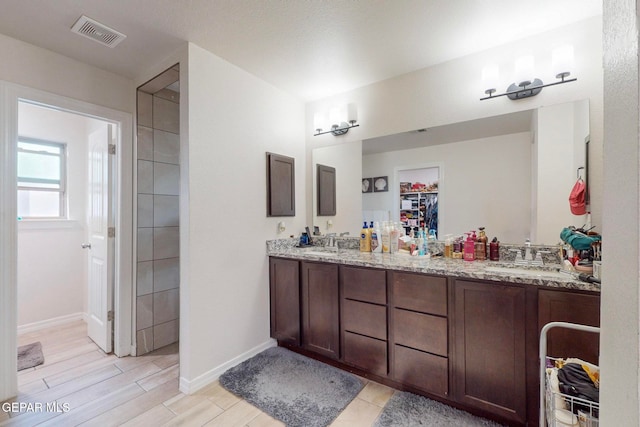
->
269, 257, 300, 346
301, 262, 340, 359
317, 164, 336, 216
393, 309, 447, 357
341, 266, 386, 304
453, 280, 527, 422
266, 152, 295, 216
538, 289, 600, 364
343, 332, 387, 376
343, 299, 387, 340
393, 345, 448, 397
391, 272, 447, 316
453, 280, 527, 424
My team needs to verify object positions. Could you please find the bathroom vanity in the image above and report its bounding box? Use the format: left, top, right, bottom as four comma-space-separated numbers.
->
267, 245, 600, 427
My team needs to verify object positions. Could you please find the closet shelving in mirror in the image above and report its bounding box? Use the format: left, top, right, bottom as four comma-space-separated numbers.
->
400, 190, 438, 234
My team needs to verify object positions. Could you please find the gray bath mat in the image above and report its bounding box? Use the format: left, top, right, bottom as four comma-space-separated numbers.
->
373, 391, 504, 427
18, 342, 44, 371
219, 346, 363, 427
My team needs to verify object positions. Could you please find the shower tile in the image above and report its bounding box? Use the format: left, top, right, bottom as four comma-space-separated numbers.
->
154, 195, 179, 227
137, 92, 153, 128
153, 288, 179, 325
138, 194, 154, 228
154, 162, 179, 196
137, 126, 153, 161
154, 319, 179, 350
137, 228, 153, 261
137, 261, 154, 296
154, 227, 179, 259
154, 258, 179, 292
136, 328, 154, 355
154, 129, 179, 165
137, 294, 153, 331
153, 96, 179, 134
137, 160, 154, 194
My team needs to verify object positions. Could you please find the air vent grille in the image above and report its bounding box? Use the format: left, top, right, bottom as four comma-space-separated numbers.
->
71, 15, 126, 48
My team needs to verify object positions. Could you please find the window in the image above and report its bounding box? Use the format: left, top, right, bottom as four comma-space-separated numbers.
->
17, 137, 67, 219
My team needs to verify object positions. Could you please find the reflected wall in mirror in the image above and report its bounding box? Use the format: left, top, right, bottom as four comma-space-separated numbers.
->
363, 99, 589, 245
312, 100, 590, 245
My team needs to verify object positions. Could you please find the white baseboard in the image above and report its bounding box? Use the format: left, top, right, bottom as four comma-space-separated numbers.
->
17, 312, 87, 334
179, 338, 277, 394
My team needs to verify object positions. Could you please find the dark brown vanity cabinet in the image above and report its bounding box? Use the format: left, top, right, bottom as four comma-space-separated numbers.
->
390, 272, 449, 397
453, 280, 527, 425
269, 257, 300, 346
538, 289, 600, 364
340, 266, 388, 376
301, 261, 340, 360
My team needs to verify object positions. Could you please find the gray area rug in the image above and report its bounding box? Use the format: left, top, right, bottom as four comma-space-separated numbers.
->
18, 341, 44, 371
373, 391, 505, 427
219, 346, 363, 427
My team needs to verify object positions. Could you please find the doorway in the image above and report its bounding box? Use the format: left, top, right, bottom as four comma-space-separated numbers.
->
0, 82, 134, 401
17, 101, 115, 353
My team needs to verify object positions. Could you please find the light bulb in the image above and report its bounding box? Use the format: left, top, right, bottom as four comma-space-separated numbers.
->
552, 45, 574, 80
514, 55, 535, 87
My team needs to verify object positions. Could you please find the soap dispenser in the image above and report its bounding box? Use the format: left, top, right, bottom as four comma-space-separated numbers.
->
464, 232, 475, 261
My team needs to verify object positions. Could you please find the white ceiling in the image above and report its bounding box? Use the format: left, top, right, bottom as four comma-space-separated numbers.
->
0, 0, 601, 101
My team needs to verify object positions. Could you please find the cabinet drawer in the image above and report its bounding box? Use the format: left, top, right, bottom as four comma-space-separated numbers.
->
343, 299, 387, 340
393, 344, 448, 396
392, 272, 447, 316
344, 332, 387, 377
341, 266, 386, 304
393, 309, 447, 357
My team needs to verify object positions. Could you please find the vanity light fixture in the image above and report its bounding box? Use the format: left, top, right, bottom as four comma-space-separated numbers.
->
480, 45, 577, 101
314, 103, 359, 136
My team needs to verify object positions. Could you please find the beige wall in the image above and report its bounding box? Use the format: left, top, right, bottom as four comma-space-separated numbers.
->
179, 43, 306, 390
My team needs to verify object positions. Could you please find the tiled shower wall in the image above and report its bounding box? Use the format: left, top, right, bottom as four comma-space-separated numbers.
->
135, 85, 180, 355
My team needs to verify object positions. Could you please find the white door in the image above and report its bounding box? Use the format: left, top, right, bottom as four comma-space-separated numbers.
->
85, 124, 114, 353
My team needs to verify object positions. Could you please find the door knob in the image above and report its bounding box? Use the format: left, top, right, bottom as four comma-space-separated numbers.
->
81, 243, 92, 249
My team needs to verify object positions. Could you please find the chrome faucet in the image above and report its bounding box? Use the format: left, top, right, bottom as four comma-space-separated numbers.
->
339, 232, 350, 236
524, 238, 533, 262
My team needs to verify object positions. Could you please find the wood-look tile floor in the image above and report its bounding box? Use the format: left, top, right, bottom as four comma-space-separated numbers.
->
1, 321, 394, 427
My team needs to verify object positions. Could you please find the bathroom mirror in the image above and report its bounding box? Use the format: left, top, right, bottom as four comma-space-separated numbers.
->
311, 99, 591, 245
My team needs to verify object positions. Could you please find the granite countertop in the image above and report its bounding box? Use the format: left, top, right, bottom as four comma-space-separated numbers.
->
266, 240, 600, 293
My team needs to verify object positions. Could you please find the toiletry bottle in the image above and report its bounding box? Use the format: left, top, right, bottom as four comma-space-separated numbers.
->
489, 237, 500, 261
417, 228, 425, 256
463, 233, 475, 261
381, 221, 390, 253
477, 227, 488, 259
360, 222, 371, 252
390, 223, 400, 254
371, 222, 380, 253
444, 235, 453, 258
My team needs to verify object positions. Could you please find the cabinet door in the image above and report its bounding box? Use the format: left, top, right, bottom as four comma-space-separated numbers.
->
266, 152, 295, 216
539, 289, 600, 364
453, 280, 527, 424
269, 257, 300, 346
301, 262, 340, 359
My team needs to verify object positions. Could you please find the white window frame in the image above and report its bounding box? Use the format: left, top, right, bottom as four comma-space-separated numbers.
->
17, 136, 67, 219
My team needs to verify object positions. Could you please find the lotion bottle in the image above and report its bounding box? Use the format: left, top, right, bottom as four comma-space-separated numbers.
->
371, 222, 382, 253
360, 222, 371, 252
381, 221, 390, 253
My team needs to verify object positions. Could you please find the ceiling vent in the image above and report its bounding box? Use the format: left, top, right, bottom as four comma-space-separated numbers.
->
71, 15, 126, 48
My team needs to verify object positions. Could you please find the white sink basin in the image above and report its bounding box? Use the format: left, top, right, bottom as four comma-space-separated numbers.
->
484, 266, 568, 280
